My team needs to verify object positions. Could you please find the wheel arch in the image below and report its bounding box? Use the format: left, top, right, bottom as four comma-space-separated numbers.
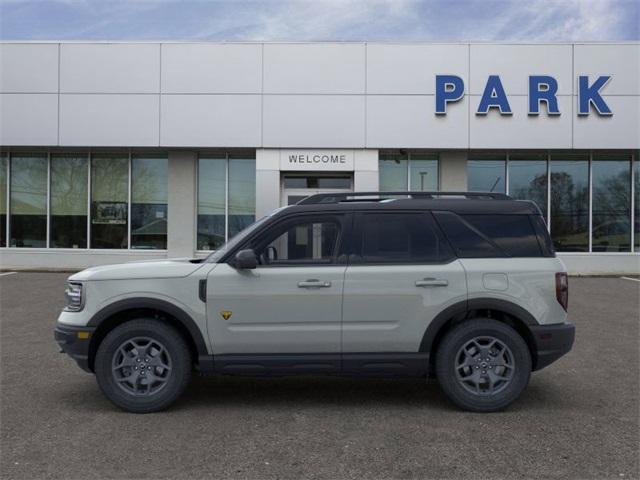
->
421, 298, 539, 371
86, 298, 209, 372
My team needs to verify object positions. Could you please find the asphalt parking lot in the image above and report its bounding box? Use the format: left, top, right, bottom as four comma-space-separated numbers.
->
1, 273, 638, 480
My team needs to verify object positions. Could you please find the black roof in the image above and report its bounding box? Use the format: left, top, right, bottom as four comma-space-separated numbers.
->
274, 191, 542, 216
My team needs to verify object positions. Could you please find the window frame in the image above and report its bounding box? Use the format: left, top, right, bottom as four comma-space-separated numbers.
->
350, 210, 456, 266
196, 151, 256, 252
0, 149, 168, 252
378, 150, 440, 192
469, 150, 638, 254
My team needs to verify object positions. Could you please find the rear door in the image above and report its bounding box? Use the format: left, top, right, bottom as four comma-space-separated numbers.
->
341, 211, 467, 362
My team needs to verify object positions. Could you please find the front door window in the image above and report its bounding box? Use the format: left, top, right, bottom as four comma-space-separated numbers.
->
253, 217, 342, 265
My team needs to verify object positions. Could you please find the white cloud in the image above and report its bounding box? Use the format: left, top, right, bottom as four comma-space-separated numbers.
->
0, 0, 637, 41
494, 0, 632, 41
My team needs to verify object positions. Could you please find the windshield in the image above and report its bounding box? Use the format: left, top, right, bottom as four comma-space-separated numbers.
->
204, 215, 271, 263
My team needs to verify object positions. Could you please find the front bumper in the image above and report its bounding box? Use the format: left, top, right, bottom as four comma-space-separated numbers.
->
530, 322, 575, 371
54, 324, 96, 373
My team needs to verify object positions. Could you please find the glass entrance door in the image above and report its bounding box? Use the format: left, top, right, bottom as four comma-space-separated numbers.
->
281, 174, 352, 206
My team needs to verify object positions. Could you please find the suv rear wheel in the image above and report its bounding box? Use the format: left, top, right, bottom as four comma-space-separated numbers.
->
435, 318, 531, 412
95, 319, 192, 413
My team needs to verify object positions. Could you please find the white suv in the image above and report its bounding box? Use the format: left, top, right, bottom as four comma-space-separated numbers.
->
55, 191, 575, 413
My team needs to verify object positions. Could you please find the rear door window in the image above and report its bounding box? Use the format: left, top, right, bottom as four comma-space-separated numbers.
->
354, 212, 454, 264
433, 211, 503, 258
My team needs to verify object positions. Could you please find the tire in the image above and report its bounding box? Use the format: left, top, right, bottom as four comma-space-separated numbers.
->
95, 319, 192, 413
435, 318, 531, 413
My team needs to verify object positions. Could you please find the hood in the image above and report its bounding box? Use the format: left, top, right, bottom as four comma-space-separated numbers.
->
69, 258, 207, 281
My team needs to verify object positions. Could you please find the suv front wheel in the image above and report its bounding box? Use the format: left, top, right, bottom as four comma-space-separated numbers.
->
95, 319, 192, 413
435, 318, 531, 412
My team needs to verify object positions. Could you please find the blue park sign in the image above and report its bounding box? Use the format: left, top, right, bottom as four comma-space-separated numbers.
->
435, 75, 613, 116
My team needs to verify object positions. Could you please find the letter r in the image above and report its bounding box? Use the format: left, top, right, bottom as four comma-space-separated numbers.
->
529, 76, 560, 115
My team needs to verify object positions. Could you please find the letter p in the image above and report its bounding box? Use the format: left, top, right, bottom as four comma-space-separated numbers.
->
435, 75, 464, 115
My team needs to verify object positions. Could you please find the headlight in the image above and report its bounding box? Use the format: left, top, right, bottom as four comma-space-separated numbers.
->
64, 282, 84, 312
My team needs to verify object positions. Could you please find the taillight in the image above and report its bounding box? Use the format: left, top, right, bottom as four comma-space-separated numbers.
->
555, 272, 569, 311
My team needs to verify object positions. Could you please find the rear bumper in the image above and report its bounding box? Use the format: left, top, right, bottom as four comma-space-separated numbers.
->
54, 324, 95, 373
530, 322, 575, 371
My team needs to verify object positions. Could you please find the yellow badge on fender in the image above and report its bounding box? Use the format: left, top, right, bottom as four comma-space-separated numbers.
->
220, 310, 233, 321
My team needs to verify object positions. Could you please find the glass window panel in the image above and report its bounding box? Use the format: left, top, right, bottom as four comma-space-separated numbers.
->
360, 213, 453, 264
91, 155, 128, 249
283, 177, 308, 188
467, 155, 506, 193
550, 155, 589, 252
0, 154, 7, 247
462, 214, 542, 257
283, 176, 351, 189
228, 157, 256, 239
409, 155, 438, 191
50, 154, 88, 248
256, 219, 340, 265
197, 156, 226, 250
592, 155, 631, 252
434, 211, 503, 258
131, 156, 168, 250
10, 154, 47, 248
635, 156, 639, 251
317, 177, 351, 189
379, 151, 408, 191
508, 153, 548, 217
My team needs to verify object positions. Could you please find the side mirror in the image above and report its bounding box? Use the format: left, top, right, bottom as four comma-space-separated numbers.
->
233, 249, 257, 270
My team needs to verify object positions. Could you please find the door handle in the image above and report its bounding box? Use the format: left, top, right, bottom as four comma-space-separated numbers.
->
297, 279, 332, 288
415, 278, 449, 287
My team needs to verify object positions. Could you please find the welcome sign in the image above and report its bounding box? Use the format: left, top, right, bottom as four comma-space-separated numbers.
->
279, 150, 355, 171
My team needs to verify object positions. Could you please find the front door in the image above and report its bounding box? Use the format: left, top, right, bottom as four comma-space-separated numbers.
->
206, 213, 350, 367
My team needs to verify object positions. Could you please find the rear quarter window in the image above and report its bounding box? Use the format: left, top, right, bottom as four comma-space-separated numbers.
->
461, 214, 543, 257
434, 212, 544, 258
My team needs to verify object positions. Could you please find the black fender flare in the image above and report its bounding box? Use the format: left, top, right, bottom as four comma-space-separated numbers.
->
419, 298, 538, 353
87, 297, 209, 357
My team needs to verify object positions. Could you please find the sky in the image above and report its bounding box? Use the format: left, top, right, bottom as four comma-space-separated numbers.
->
0, 0, 638, 42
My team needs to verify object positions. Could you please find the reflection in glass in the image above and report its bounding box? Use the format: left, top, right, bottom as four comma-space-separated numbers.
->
260, 220, 339, 264
635, 158, 639, 251
409, 155, 438, 191
592, 156, 631, 252
379, 151, 408, 191
467, 157, 506, 193
228, 157, 256, 239
550, 156, 589, 252
0, 155, 6, 247
197, 157, 226, 250
131, 156, 168, 249
508, 153, 548, 217
10, 154, 47, 247
50, 155, 88, 248
91, 155, 128, 249
283, 176, 351, 189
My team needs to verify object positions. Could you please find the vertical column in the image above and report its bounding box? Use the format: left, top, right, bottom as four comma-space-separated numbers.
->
439, 151, 468, 191
255, 149, 281, 219
354, 149, 379, 191
167, 150, 196, 258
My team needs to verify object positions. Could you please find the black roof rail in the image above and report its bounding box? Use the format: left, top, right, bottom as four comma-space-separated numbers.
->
296, 191, 511, 205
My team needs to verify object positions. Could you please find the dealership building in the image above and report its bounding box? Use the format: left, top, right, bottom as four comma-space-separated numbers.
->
0, 41, 638, 273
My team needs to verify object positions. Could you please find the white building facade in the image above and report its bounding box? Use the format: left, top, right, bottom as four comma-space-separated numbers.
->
0, 41, 638, 273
